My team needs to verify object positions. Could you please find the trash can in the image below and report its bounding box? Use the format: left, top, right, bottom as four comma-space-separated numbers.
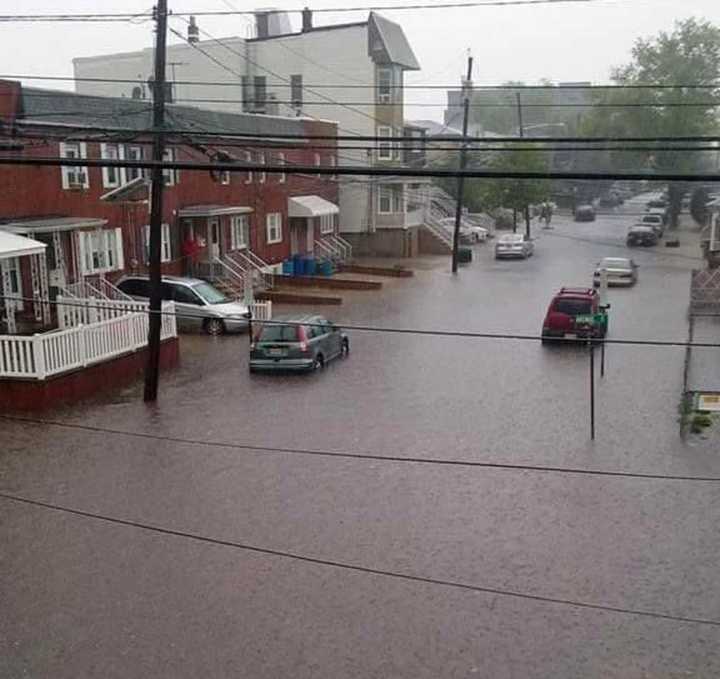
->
458, 247, 472, 265
293, 254, 304, 276
318, 259, 333, 276
304, 257, 317, 276
282, 259, 295, 276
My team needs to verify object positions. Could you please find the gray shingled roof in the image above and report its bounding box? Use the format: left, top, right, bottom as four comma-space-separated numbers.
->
19, 88, 312, 139
369, 13, 420, 71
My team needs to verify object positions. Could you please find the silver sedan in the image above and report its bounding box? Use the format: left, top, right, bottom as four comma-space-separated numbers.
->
593, 257, 638, 287
495, 234, 534, 259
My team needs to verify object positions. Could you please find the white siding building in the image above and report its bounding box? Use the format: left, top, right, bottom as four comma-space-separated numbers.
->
73, 10, 430, 256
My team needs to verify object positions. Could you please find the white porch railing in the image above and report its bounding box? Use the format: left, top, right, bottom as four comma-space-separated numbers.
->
249, 300, 272, 321
57, 296, 149, 329
0, 301, 177, 380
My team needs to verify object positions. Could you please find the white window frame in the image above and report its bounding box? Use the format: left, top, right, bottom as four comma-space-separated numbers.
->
60, 141, 89, 190
78, 228, 125, 275
145, 223, 172, 263
378, 67, 392, 104
393, 184, 405, 213
266, 212, 283, 245
258, 153, 266, 183
125, 145, 145, 182
219, 169, 231, 185
101, 143, 125, 188
378, 184, 403, 214
378, 185, 393, 214
377, 127, 392, 160
278, 152, 286, 183
244, 151, 253, 184
314, 153, 321, 177
230, 214, 249, 250
163, 148, 178, 186
329, 155, 337, 181
319, 214, 335, 235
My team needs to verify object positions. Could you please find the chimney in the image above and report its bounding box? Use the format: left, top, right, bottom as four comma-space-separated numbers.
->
255, 12, 269, 39
302, 7, 312, 32
187, 16, 199, 43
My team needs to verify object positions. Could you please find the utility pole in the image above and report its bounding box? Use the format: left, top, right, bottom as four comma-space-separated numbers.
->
516, 92, 531, 240
451, 52, 473, 274
144, 0, 168, 403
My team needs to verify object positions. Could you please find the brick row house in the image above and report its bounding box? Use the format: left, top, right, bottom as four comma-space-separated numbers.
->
0, 80, 340, 332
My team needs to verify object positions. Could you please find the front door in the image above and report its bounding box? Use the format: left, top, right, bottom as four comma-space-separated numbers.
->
209, 218, 221, 260
289, 218, 304, 256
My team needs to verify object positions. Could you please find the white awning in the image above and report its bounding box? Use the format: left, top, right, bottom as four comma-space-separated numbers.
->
178, 205, 253, 218
0, 230, 47, 260
288, 195, 339, 218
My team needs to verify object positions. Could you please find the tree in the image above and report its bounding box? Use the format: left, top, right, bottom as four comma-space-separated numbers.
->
581, 18, 720, 228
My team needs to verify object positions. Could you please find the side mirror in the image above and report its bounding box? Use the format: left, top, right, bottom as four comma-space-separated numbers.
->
243, 311, 252, 320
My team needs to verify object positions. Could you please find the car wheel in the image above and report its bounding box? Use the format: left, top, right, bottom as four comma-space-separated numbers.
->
341, 339, 350, 357
204, 318, 225, 336
313, 354, 325, 371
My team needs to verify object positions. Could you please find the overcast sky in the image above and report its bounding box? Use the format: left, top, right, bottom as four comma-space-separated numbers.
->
4, 0, 720, 122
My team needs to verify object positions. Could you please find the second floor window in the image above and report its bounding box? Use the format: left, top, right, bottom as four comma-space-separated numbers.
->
244, 151, 253, 184
101, 143, 122, 188
254, 76, 267, 111
314, 153, 321, 177
291, 74, 303, 110
258, 153, 266, 183
60, 141, 89, 190
125, 146, 144, 182
278, 152, 286, 183
163, 149, 178, 186
377, 127, 392, 160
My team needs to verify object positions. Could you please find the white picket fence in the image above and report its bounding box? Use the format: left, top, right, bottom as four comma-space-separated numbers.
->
250, 300, 272, 322
57, 296, 149, 329
0, 301, 177, 380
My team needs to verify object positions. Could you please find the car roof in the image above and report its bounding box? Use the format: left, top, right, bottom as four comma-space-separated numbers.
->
555, 286, 596, 298
271, 314, 328, 324
499, 233, 523, 240
600, 257, 630, 264
630, 224, 654, 231
119, 274, 207, 286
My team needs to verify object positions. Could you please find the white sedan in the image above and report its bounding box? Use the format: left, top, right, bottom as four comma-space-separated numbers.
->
495, 233, 534, 259
593, 257, 638, 287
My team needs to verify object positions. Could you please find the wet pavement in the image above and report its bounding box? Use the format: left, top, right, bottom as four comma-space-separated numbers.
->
3, 195, 720, 678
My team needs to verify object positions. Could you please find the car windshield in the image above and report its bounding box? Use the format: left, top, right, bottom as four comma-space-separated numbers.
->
258, 324, 300, 342
600, 258, 629, 268
192, 282, 229, 304
500, 235, 523, 243
553, 298, 592, 315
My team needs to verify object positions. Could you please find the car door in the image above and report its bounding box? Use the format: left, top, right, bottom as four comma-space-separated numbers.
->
320, 317, 342, 358
171, 283, 206, 331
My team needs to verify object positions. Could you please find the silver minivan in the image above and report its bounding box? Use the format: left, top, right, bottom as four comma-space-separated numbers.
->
117, 275, 249, 335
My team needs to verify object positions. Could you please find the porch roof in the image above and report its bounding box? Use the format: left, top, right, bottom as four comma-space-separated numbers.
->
0, 230, 47, 260
178, 205, 253, 218
0, 216, 108, 234
288, 195, 339, 218
100, 176, 150, 203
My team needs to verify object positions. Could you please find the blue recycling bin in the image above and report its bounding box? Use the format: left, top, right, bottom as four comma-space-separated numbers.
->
304, 257, 317, 276
318, 259, 333, 276
293, 254, 304, 276
282, 259, 295, 276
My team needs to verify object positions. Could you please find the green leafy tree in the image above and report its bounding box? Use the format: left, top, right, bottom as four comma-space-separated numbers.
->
581, 18, 720, 228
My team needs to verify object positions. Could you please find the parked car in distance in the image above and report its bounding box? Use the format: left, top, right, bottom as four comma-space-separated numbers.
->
638, 213, 665, 236
117, 275, 249, 335
440, 217, 488, 243
593, 257, 638, 287
250, 314, 349, 373
626, 224, 659, 247
574, 205, 596, 222
495, 233, 534, 259
542, 287, 608, 341
646, 198, 667, 209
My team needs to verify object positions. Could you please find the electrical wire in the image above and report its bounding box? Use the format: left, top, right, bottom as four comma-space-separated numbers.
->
3, 294, 720, 349
2, 413, 720, 482
1, 490, 719, 628
5, 74, 720, 91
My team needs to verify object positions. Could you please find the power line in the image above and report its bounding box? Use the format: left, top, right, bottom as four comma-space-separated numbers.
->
1, 490, 719, 628
5, 74, 720, 90
3, 413, 720, 482
3, 154, 720, 183
3, 294, 720, 349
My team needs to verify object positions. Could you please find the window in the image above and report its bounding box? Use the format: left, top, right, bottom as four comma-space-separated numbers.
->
258, 153, 266, 183
319, 214, 335, 234
78, 228, 124, 274
329, 155, 337, 180
378, 68, 392, 103
101, 143, 123, 188
145, 223, 172, 263
553, 298, 592, 315
193, 282, 228, 304
277, 152, 286, 183
377, 126, 392, 160
241, 76, 251, 112
219, 169, 231, 185
259, 324, 299, 342
378, 184, 403, 214
117, 278, 149, 298
314, 153, 321, 177
60, 142, 89, 190
244, 151, 253, 184
173, 286, 203, 305
230, 214, 249, 250
125, 145, 144, 182
163, 148, 178, 186
254, 76, 266, 111
266, 212, 282, 244
290, 74, 303, 109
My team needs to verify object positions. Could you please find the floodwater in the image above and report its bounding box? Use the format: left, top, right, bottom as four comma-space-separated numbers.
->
2, 196, 720, 678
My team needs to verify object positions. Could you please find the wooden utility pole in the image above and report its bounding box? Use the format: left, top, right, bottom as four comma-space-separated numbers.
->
144, 0, 168, 402
451, 53, 473, 274
516, 92, 531, 240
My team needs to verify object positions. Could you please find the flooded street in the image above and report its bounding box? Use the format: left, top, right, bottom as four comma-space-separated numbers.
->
3, 197, 720, 678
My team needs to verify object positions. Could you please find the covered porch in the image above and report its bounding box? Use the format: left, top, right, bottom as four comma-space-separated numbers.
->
0, 230, 50, 334
288, 195, 350, 264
